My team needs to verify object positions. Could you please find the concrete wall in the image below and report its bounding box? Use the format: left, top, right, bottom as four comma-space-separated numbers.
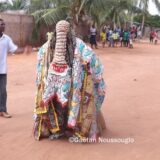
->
144, 26, 160, 38
0, 13, 34, 47
0, 13, 93, 46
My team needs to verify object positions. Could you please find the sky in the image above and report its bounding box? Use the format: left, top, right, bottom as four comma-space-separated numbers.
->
149, 0, 160, 15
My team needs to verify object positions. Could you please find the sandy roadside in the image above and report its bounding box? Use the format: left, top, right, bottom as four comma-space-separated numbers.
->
0, 43, 160, 160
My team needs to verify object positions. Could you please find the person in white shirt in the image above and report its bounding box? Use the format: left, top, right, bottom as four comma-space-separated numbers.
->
0, 18, 18, 118
90, 24, 98, 49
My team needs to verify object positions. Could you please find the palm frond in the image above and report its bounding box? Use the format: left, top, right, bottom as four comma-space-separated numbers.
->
32, 5, 68, 26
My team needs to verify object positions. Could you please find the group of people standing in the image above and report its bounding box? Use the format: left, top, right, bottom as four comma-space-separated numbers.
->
90, 24, 159, 49
101, 26, 137, 48
90, 24, 144, 49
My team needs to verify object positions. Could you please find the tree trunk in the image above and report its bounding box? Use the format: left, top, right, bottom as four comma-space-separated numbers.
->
130, 13, 134, 27
141, 14, 145, 36
113, 13, 116, 29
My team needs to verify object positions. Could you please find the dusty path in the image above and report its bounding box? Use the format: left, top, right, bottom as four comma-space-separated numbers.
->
0, 43, 160, 160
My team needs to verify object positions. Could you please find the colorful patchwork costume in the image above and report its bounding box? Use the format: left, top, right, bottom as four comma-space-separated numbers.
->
33, 20, 106, 140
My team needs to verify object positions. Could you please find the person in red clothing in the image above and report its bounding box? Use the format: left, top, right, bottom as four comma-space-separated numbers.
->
150, 30, 154, 43
154, 31, 158, 45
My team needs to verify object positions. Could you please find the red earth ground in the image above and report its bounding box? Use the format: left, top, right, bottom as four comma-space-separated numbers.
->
0, 42, 160, 160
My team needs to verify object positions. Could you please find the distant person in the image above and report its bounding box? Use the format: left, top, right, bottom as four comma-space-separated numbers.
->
137, 30, 142, 42
90, 24, 98, 49
117, 26, 121, 35
106, 29, 109, 43
0, 19, 20, 118
150, 30, 154, 43
154, 31, 158, 45
123, 30, 129, 47
108, 28, 113, 47
112, 30, 119, 47
129, 38, 133, 49
103, 25, 107, 31
100, 29, 106, 48
120, 29, 124, 47
131, 26, 136, 41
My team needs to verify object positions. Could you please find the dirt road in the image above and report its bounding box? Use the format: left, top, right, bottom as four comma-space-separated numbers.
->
0, 43, 160, 160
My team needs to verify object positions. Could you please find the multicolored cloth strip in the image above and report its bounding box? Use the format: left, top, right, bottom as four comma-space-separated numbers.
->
33, 38, 106, 140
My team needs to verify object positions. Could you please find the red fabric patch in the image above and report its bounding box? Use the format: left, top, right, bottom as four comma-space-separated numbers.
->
52, 64, 67, 73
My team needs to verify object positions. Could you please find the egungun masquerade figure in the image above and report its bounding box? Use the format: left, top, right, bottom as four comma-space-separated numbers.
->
33, 20, 106, 141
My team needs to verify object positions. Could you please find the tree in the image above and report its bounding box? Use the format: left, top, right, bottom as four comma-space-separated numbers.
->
29, 0, 107, 27
97, 0, 140, 29
0, 0, 29, 11
134, 14, 160, 27
138, 0, 160, 32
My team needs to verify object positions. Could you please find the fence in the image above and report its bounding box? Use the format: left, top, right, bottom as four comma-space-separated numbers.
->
0, 13, 34, 47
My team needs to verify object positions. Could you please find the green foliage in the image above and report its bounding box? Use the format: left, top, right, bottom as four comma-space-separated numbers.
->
134, 14, 160, 27
29, 0, 107, 27
0, 3, 8, 12
0, 0, 29, 11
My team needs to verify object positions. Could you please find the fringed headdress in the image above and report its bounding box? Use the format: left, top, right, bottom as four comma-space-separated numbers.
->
50, 20, 76, 68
